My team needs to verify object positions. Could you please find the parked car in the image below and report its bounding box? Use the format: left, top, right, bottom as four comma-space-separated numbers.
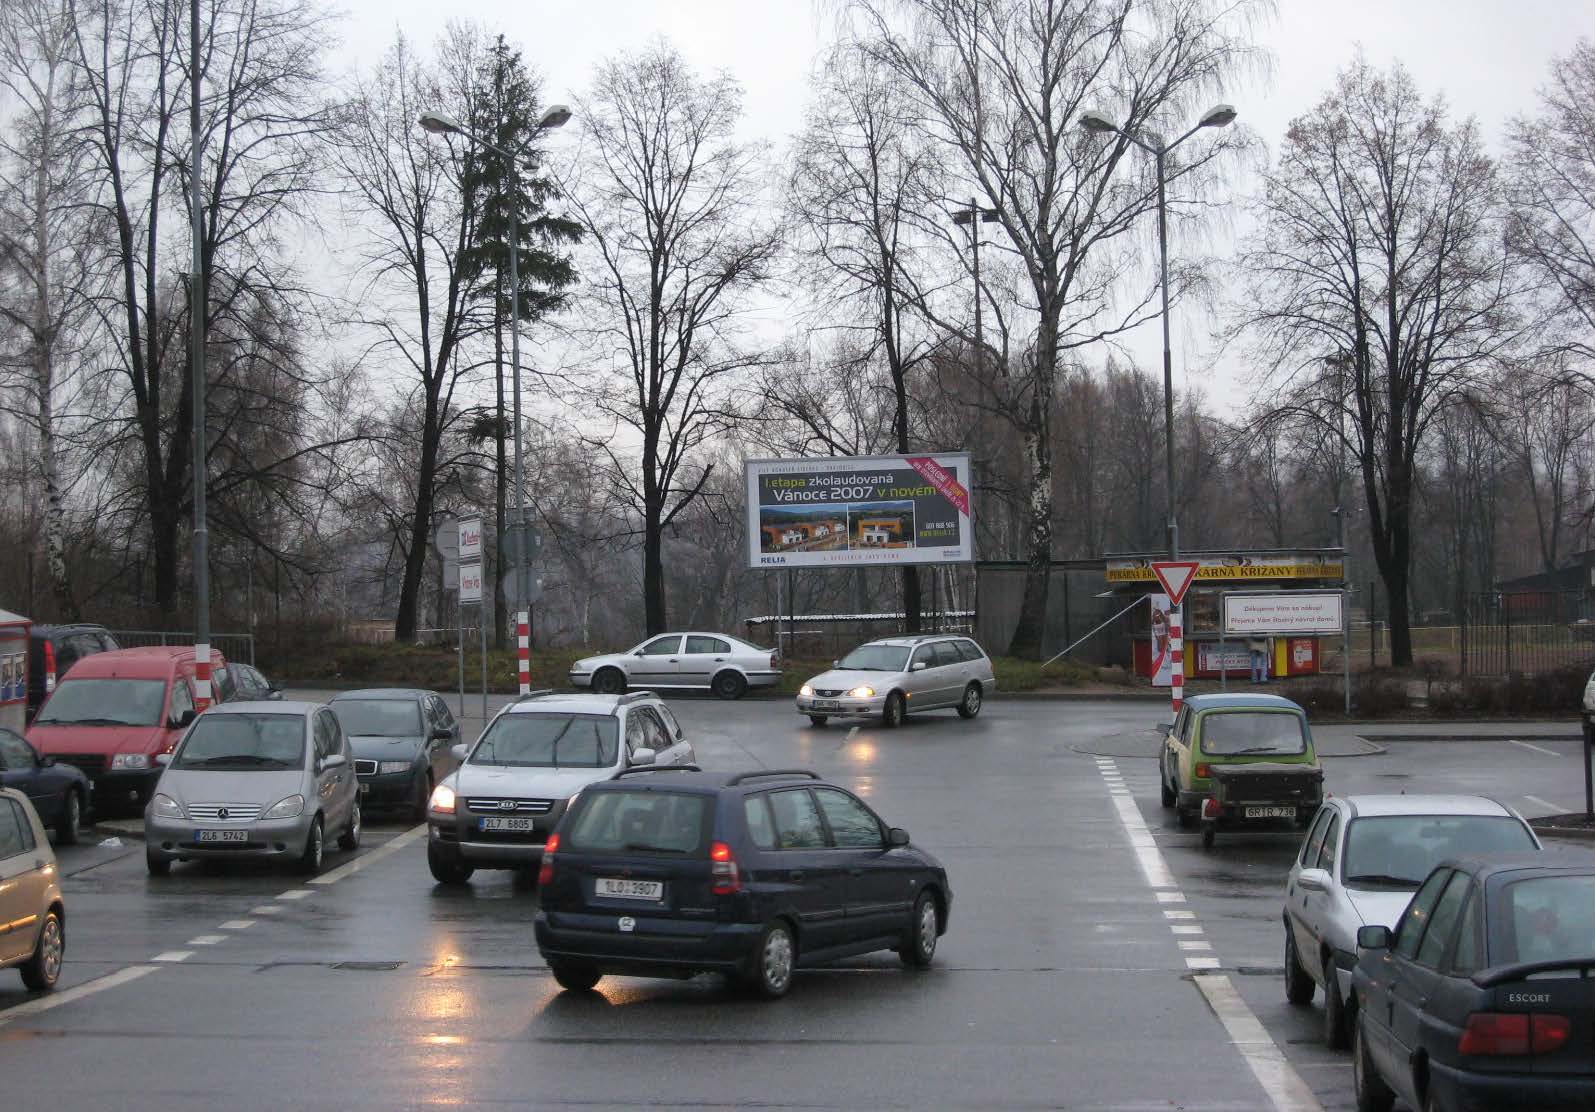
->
426, 691, 694, 885
1352, 853, 1595, 1112
329, 688, 461, 821
0, 787, 65, 991
568, 633, 781, 700
1283, 795, 1541, 1049
29, 646, 229, 813
26, 623, 119, 721
1159, 693, 1323, 848
534, 768, 952, 998
221, 662, 280, 702
795, 635, 995, 727
0, 727, 91, 844
143, 701, 361, 876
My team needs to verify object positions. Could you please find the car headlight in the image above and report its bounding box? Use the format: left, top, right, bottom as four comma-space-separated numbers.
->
429, 783, 456, 814
150, 793, 184, 819
377, 760, 411, 775
262, 794, 305, 820
848, 685, 875, 698
799, 684, 814, 697
111, 753, 151, 770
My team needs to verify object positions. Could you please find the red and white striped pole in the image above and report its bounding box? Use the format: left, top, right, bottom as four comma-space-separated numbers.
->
517, 611, 530, 695
195, 642, 212, 711
1168, 607, 1184, 716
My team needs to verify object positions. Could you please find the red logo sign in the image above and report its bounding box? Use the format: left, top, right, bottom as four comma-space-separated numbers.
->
905, 457, 970, 516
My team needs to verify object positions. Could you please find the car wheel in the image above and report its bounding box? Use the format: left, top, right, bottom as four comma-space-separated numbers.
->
56, 788, 82, 846
427, 845, 473, 885
548, 959, 602, 992
411, 772, 431, 824
593, 668, 626, 695
297, 817, 324, 875
749, 920, 796, 999
712, 670, 747, 700
955, 682, 983, 719
1200, 823, 1216, 849
1159, 762, 1176, 808
338, 802, 362, 851
1324, 970, 1350, 1049
882, 692, 906, 728
19, 910, 64, 991
807, 715, 828, 727
899, 892, 940, 968
1284, 928, 1315, 1005
145, 848, 171, 877
1353, 1015, 1395, 1112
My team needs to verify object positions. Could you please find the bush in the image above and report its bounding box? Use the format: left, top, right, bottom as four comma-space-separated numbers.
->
1428, 665, 1586, 717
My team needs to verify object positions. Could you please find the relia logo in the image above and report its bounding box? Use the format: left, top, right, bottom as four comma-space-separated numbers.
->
760, 556, 786, 565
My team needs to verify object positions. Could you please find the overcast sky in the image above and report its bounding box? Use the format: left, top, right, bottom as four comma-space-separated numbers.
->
329, 0, 1590, 410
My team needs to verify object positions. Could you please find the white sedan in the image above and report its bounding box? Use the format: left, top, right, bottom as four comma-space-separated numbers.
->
1282, 794, 1541, 1049
567, 633, 780, 700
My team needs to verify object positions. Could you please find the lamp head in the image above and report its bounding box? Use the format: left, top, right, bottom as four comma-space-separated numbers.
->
1077, 110, 1120, 135
419, 110, 464, 136
1199, 103, 1238, 129
537, 104, 573, 130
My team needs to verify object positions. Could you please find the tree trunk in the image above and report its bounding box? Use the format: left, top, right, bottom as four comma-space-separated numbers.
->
395, 405, 441, 641
1007, 339, 1056, 659
643, 508, 666, 635
151, 502, 181, 625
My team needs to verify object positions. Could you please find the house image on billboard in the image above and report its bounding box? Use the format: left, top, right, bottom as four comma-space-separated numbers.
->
857, 517, 905, 546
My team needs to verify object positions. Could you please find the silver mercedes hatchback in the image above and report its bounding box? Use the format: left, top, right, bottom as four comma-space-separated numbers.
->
144, 701, 362, 876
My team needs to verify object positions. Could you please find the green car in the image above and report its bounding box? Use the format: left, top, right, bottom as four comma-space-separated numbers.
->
1158, 693, 1323, 848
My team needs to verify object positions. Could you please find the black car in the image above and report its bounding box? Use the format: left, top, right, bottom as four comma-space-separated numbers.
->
329, 689, 461, 820
1352, 853, 1595, 1112
27, 623, 119, 720
534, 768, 951, 998
219, 662, 280, 702
0, 726, 90, 843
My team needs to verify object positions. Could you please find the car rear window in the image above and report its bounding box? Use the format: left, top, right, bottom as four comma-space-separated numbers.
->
35, 678, 169, 727
1499, 875, 1595, 966
1198, 711, 1306, 755
566, 790, 712, 855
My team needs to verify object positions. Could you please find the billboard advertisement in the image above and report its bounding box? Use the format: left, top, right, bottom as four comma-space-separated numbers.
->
744, 453, 974, 568
1222, 592, 1344, 635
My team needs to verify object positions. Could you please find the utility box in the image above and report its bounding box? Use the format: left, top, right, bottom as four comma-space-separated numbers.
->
0, 609, 30, 734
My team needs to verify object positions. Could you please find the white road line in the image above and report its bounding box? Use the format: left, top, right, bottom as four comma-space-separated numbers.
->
846, 726, 859, 741
1164, 909, 1195, 920
1179, 940, 1213, 951
218, 919, 256, 930
307, 822, 429, 886
1196, 975, 1323, 1111
151, 951, 193, 963
249, 905, 282, 915
1171, 925, 1204, 936
1156, 891, 1186, 904
186, 935, 226, 946
1107, 794, 1177, 889
276, 889, 314, 900
1524, 795, 1563, 814
1509, 739, 1562, 757
1186, 956, 1221, 970
0, 965, 158, 1029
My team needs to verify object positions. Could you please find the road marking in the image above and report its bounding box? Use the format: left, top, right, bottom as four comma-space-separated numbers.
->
1509, 739, 1561, 757
249, 905, 282, 915
276, 889, 314, 900
218, 920, 256, 930
151, 951, 193, 963
1164, 909, 1195, 920
1179, 940, 1213, 951
308, 823, 429, 886
846, 727, 859, 741
1186, 955, 1221, 970
1171, 925, 1204, 936
186, 934, 226, 946
1196, 975, 1323, 1111
0, 965, 158, 1029
1156, 891, 1186, 904
1108, 794, 1176, 890
1524, 795, 1562, 814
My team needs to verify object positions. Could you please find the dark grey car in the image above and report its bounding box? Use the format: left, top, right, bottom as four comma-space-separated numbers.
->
329, 689, 461, 821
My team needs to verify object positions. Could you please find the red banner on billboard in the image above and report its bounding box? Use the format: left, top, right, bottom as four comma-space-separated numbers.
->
906, 456, 971, 517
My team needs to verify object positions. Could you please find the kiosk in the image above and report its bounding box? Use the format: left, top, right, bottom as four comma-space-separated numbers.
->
0, 609, 31, 734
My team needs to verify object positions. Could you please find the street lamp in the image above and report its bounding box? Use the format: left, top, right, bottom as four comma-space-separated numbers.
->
1078, 103, 1236, 560
420, 103, 571, 685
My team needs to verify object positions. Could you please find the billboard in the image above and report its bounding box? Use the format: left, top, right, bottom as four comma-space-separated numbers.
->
1222, 592, 1344, 635
744, 453, 974, 568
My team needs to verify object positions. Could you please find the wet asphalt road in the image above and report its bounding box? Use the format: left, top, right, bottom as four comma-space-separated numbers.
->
3, 695, 1591, 1111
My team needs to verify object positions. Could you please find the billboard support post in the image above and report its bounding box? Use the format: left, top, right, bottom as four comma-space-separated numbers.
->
786, 568, 795, 659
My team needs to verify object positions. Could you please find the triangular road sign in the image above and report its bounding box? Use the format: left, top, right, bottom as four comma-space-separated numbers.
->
1151, 560, 1201, 607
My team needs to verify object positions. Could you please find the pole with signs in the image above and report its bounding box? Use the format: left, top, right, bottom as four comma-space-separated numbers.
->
457, 516, 483, 716
1152, 561, 1200, 717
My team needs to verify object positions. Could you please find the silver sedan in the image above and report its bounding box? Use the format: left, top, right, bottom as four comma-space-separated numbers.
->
568, 633, 780, 700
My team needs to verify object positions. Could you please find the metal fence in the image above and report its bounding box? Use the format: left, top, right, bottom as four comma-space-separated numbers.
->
1344, 590, 1595, 677
109, 629, 256, 667
742, 612, 975, 661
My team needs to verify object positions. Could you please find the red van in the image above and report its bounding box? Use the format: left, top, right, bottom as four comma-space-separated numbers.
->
27, 647, 229, 810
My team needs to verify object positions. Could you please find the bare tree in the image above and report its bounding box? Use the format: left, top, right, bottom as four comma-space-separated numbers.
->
1233, 59, 1525, 666
565, 41, 781, 636
1497, 367, 1595, 573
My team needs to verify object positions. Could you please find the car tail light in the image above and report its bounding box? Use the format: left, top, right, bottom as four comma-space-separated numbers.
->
1195, 763, 1212, 779
44, 641, 56, 691
1202, 797, 1224, 820
1458, 1013, 1571, 1056
537, 833, 560, 887
710, 841, 741, 895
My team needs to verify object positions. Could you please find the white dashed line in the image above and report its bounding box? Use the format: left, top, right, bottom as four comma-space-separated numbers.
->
218, 920, 256, 930
1156, 891, 1186, 904
1171, 925, 1204, 936
1164, 909, 1195, 920
307, 823, 429, 886
0, 965, 158, 1029
1186, 956, 1222, 970
1508, 739, 1561, 757
186, 935, 226, 946
1179, 940, 1213, 951
846, 726, 860, 741
249, 905, 282, 915
151, 951, 193, 963
276, 889, 314, 900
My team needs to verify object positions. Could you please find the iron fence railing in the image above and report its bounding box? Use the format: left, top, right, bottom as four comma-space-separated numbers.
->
109, 629, 255, 667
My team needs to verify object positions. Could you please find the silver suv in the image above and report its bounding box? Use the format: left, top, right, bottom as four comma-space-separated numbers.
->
425, 691, 695, 884
796, 635, 996, 727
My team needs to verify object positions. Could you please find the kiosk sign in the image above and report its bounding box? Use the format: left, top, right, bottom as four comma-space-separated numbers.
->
1223, 593, 1344, 635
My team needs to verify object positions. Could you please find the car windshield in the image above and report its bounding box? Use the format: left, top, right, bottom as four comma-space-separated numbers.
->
173, 714, 305, 770
35, 678, 168, 727
1499, 875, 1595, 965
565, 789, 711, 854
838, 645, 910, 672
1199, 711, 1307, 755
332, 699, 420, 737
469, 713, 618, 768
1342, 815, 1537, 887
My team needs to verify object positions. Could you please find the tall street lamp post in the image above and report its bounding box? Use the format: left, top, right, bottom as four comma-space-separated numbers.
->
190, 0, 212, 707
1077, 104, 1236, 561
420, 105, 570, 691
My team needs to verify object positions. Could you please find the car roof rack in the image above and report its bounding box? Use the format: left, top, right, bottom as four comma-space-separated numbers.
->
726, 769, 820, 785
613, 764, 703, 778
615, 691, 657, 704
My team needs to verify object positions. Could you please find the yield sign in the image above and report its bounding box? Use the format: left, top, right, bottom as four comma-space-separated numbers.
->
1151, 561, 1201, 607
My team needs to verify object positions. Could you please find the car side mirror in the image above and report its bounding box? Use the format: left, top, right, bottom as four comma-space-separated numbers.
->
1297, 868, 1330, 894
450, 743, 469, 762
832, 660, 839, 668
169, 708, 196, 729
887, 827, 910, 847
911, 661, 928, 671
1357, 925, 1391, 951
267, 686, 283, 701
630, 747, 656, 766
39, 753, 55, 767
154, 752, 173, 767
430, 727, 452, 742
321, 753, 348, 771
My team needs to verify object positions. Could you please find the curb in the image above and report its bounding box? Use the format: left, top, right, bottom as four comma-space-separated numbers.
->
91, 818, 145, 842
1530, 816, 1595, 842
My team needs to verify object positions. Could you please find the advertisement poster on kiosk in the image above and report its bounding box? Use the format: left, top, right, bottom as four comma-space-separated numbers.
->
1148, 593, 1173, 687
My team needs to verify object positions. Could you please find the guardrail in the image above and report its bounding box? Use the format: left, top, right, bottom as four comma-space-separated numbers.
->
108, 629, 256, 667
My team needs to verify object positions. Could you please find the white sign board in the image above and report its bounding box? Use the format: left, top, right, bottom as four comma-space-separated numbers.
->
459, 515, 483, 562
1222, 592, 1344, 635
743, 453, 974, 569
459, 561, 483, 603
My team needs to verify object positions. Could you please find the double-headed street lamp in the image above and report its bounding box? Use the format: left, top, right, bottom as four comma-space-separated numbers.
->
1077, 103, 1236, 560
419, 104, 570, 667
